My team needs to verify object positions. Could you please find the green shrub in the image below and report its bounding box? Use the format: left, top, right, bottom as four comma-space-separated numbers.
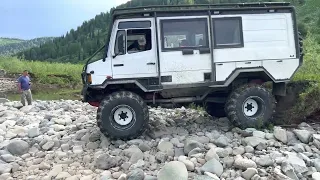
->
0, 56, 83, 87
276, 33, 320, 124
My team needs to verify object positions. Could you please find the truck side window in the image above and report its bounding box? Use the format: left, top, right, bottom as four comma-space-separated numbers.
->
212, 17, 244, 48
127, 29, 152, 53
114, 30, 126, 56
161, 18, 209, 50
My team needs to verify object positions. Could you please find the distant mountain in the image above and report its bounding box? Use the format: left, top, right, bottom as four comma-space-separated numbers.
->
0, 38, 24, 46
0, 37, 55, 56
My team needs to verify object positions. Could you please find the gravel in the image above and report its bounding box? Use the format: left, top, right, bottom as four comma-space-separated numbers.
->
0, 99, 320, 180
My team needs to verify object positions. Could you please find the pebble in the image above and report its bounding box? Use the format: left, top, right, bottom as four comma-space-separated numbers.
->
0, 99, 318, 180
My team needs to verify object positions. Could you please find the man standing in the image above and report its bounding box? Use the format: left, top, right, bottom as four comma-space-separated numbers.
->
17, 70, 32, 106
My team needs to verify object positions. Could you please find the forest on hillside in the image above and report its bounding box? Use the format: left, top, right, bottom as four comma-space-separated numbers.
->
0, 37, 55, 57
0, 38, 24, 46
16, 0, 320, 63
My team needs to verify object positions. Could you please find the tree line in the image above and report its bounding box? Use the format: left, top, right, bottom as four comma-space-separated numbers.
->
16, 0, 319, 64
0, 37, 54, 57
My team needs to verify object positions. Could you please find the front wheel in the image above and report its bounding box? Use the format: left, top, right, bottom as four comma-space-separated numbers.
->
97, 91, 149, 140
225, 84, 276, 129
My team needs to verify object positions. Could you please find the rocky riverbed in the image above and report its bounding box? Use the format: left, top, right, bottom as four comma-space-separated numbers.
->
0, 100, 320, 180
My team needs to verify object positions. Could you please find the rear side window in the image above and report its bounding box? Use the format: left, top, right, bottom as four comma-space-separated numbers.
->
161, 18, 209, 51
212, 17, 244, 48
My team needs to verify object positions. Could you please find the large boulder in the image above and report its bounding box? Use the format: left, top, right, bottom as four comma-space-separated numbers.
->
6, 140, 29, 156
157, 161, 188, 180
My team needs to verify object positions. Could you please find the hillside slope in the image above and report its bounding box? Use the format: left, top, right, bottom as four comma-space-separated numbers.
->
16, 0, 316, 63
0, 37, 55, 56
0, 38, 24, 46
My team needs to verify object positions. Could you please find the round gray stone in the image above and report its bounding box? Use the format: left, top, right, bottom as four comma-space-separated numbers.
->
157, 161, 188, 180
6, 140, 29, 156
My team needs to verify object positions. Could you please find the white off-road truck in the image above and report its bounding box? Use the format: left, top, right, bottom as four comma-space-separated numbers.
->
81, 2, 303, 140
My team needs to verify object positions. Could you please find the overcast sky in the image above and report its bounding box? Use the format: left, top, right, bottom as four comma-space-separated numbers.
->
0, 0, 130, 40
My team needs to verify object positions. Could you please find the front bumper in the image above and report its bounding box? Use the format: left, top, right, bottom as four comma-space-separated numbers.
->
81, 71, 89, 102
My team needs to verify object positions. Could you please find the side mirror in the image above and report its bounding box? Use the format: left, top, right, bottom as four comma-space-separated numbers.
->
102, 44, 108, 62
102, 53, 107, 62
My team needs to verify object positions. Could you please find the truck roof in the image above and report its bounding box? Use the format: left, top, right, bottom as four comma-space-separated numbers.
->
111, 2, 293, 19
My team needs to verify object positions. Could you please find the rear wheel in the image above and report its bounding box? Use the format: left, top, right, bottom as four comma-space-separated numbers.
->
97, 91, 149, 140
225, 84, 276, 129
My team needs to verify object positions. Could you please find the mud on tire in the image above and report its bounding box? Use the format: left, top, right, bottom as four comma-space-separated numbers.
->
97, 91, 149, 140
225, 84, 276, 129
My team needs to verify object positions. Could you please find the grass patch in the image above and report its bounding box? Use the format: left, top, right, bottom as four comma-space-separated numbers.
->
0, 56, 83, 87
293, 35, 320, 83
276, 33, 320, 124
188, 102, 206, 112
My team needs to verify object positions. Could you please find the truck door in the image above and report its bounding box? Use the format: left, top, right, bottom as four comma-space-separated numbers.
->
158, 17, 212, 85
111, 18, 158, 79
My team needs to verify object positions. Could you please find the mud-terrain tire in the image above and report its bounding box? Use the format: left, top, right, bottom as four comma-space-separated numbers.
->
97, 91, 149, 140
225, 84, 276, 129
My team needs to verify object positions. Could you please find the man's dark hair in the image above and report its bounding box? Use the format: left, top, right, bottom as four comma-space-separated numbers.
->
23, 70, 28, 72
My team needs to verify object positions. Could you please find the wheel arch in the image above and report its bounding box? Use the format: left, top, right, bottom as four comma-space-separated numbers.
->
91, 79, 150, 92
85, 80, 156, 107
227, 68, 278, 87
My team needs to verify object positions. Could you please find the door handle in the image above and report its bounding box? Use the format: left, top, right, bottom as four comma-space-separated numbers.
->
114, 64, 124, 67
147, 62, 155, 65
